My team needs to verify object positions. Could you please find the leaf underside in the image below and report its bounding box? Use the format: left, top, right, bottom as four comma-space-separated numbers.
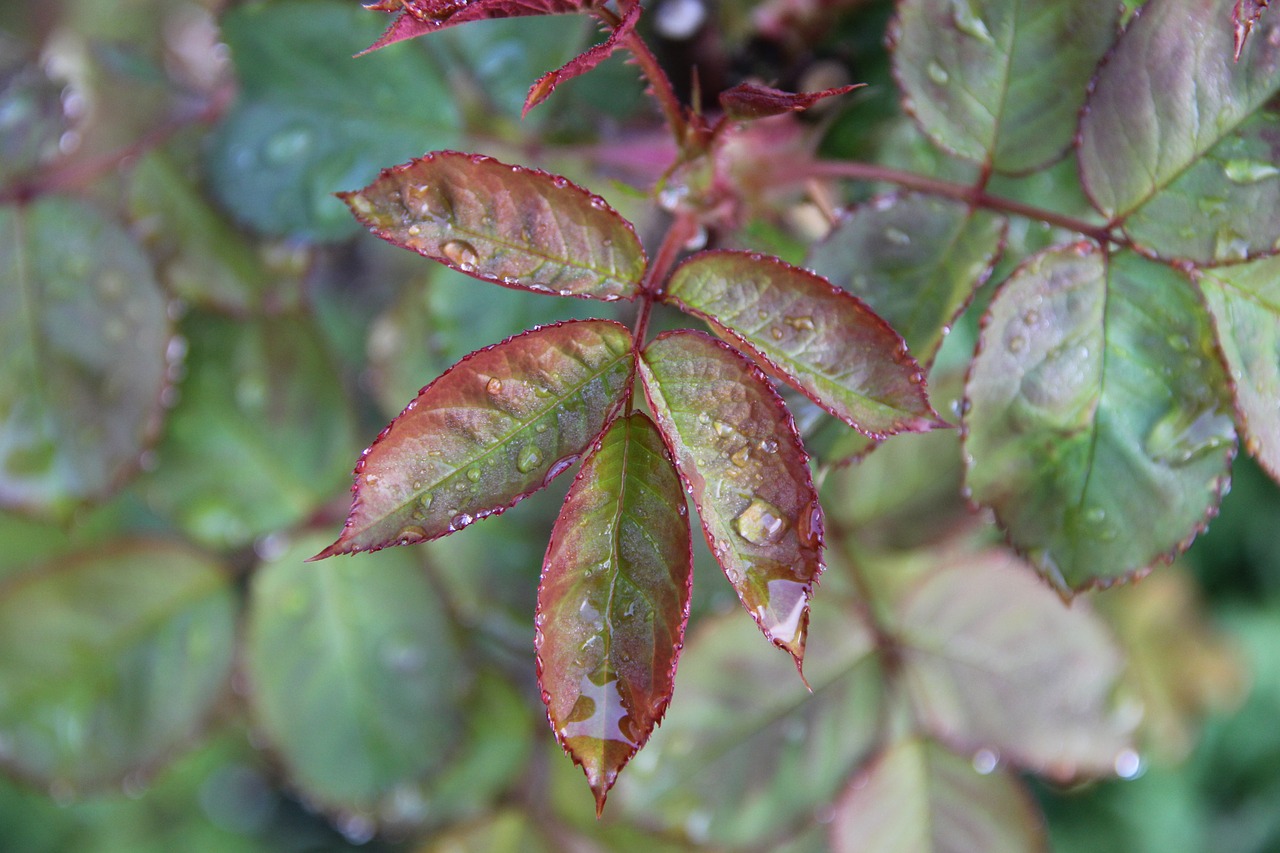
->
316, 319, 634, 557
342, 150, 647, 300
638, 330, 823, 669
963, 244, 1236, 595
663, 250, 943, 439
718, 82, 861, 120
537, 413, 692, 813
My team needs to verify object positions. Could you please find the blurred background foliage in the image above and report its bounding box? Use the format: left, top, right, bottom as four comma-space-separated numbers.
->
0, 0, 1277, 850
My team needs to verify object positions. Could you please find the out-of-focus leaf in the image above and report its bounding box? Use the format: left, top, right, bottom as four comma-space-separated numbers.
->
244, 532, 468, 813
806, 194, 1006, 367
208, 0, 459, 240
416, 810, 556, 853
537, 413, 691, 813
524, 5, 639, 115
0, 198, 170, 519
882, 548, 1136, 779
1078, 0, 1280, 234
718, 82, 860, 120
663, 251, 942, 438
1198, 253, 1280, 481
141, 312, 355, 551
0, 39, 68, 183
0, 542, 236, 793
342, 151, 646, 300
366, 0, 601, 51
317, 320, 633, 557
892, 0, 1117, 173
1234, 0, 1272, 59
830, 737, 1047, 853
616, 597, 883, 848
638, 330, 823, 668
128, 150, 289, 315
1121, 111, 1280, 264
963, 245, 1235, 594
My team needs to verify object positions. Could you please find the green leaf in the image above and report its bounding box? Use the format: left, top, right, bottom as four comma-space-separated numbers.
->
806, 194, 1006, 367
638, 330, 823, 668
318, 319, 634, 557
830, 738, 1047, 853
243, 532, 469, 812
663, 251, 943, 439
1121, 111, 1280, 264
0, 198, 171, 519
1198, 253, 1280, 481
141, 312, 356, 551
616, 598, 883, 848
1079, 0, 1280, 226
342, 150, 647, 300
0, 39, 68, 183
964, 245, 1236, 593
537, 413, 692, 814
885, 548, 1136, 779
0, 542, 236, 793
892, 0, 1118, 173
207, 0, 460, 240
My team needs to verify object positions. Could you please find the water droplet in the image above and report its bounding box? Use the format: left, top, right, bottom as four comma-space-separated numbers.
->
884, 226, 911, 246
1213, 226, 1251, 261
442, 239, 479, 270
486, 376, 503, 394
1222, 158, 1280, 184
466, 465, 482, 482
1144, 406, 1233, 466
263, 125, 312, 165
698, 412, 712, 425
1084, 506, 1106, 524
713, 419, 735, 437
395, 524, 425, 543
733, 498, 788, 545
1166, 334, 1190, 353
972, 748, 1000, 775
1114, 748, 1143, 779
450, 512, 474, 530
950, 0, 995, 44
758, 438, 779, 453
926, 61, 950, 84
517, 444, 543, 473
589, 195, 608, 209
1197, 196, 1227, 216
770, 326, 784, 340
798, 500, 822, 550
785, 315, 815, 331
543, 454, 579, 486
415, 492, 434, 516
1007, 334, 1027, 353
730, 446, 751, 467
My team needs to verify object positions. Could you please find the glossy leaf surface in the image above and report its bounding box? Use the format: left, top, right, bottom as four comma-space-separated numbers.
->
245, 533, 468, 811
537, 414, 692, 812
1198, 253, 1280, 481
831, 738, 1046, 853
342, 151, 646, 300
524, 5, 639, 115
1079, 0, 1280, 223
718, 82, 860, 120
639, 330, 823, 667
318, 319, 634, 557
617, 597, 883, 848
663, 251, 942, 438
807, 194, 1006, 367
886, 548, 1135, 779
0, 543, 236, 792
141, 312, 356, 551
0, 198, 170, 518
366, 0, 600, 51
208, 0, 459, 240
892, 0, 1118, 173
964, 245, 1235, 593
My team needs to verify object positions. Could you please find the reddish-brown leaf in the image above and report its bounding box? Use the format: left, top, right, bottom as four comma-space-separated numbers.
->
536, 413, 692, 814
524, 4, 641, 116
638, 330, 823, 672
718, 82, 861, 120
663, 251, 944, 439
315, 320, 634, 558
364, 0, 602, 51
341, 151, 647, 300
1234, 0, 1272, 60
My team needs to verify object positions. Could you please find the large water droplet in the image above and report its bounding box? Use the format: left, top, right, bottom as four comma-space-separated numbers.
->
465, 465, 482, 482
926, 61, 950, 84
713, 419, 735, 438
543, 454, 579, 486
517, 444, 543, 473
1222, 158, 1280, 184
785, 315, 815, 331
730, 446, 751, 468
733, 498, 788, 545
1144, 406, 1233, 466
442, 239, 479, 270
1213, 226, 1251, 261
951, 0, 995, 44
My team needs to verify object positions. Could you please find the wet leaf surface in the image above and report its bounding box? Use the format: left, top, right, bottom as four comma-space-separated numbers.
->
244, 533, 469, 811
1079, 0, 1280, 225
663, 251, 942, 438
1198, 253, 1280, 482
638, 330, 823, 668
831, 737, 1046, 853
964, 245, 1235, 593
537, 414, 691, 813
343, 151, 646, 300
318, 319, 633, 556
892, 0, 1118, 173
0, 198, 170, 519
807, 194, 1006, 368
0, 542, 236, 793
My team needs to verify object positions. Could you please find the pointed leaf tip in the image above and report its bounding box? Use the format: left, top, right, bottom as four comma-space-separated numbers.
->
718, 82, 862, 120
523, 4, 640, 116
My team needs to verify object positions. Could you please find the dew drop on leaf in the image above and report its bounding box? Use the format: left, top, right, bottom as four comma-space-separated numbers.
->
1007, 334, 1027, 353
263, 125, 312, 165
950, 0, 994, 44
884, 226, 911, 246
770, 326, 784, 340
713, 419, 735, 437
465, 465, 482, 482
730, 446, 751, 468
926, 61, 950, 84
697, 412, 712, 425
733, 498, 788, 545
543, 454, 579, 487
516, 444, 543, 473
1213, 226, 1251, 261
1143, 406, 1233, 467
486, 377, 503, 394
1222, 158, 1280, 184
784, 315, 815, 331
442, 239, 479, 270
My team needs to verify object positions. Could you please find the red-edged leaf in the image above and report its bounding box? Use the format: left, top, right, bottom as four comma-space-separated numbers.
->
638, 330, 823, 671
364, 0, 601, 51
315, 319, 634, 558
524, 4, 641, 116
341, 151, 647, 301
718, 82, 861, 120
663, 251, 944, 439
1234, 0, 1272, 60
536, 413, 692, 814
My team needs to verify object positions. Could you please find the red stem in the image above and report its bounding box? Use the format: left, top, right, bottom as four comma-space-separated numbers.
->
602, 6, 688, 144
